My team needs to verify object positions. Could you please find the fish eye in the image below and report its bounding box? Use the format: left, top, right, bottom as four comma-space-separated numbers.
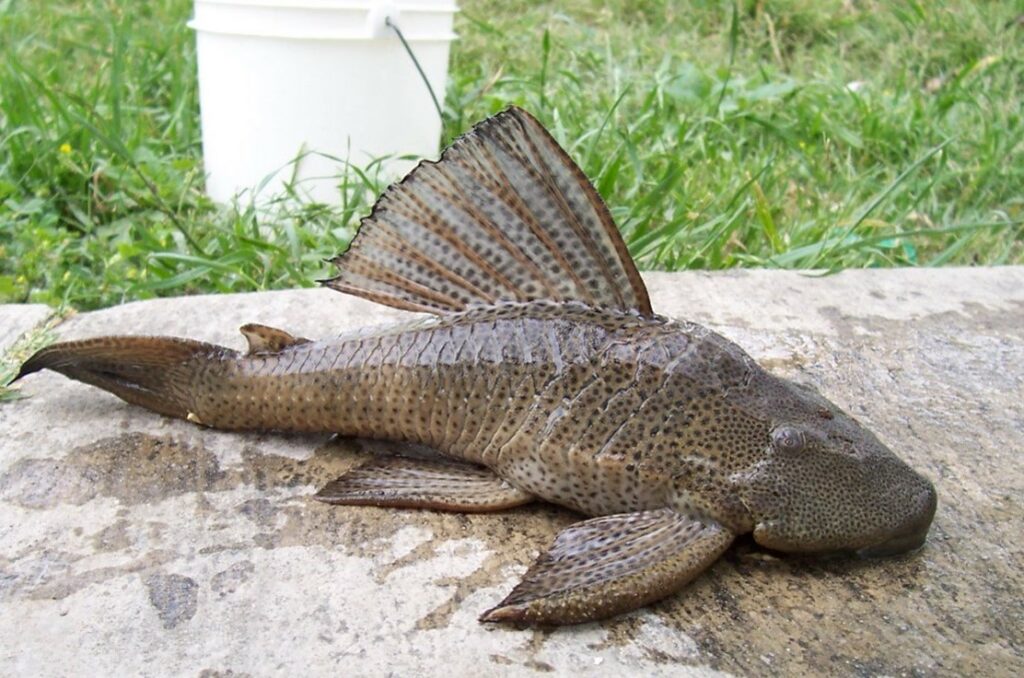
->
772, 425, 807, 452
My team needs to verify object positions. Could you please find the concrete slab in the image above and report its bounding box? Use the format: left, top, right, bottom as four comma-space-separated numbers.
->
1, 268, 1022, 676
0, 303, 52, 356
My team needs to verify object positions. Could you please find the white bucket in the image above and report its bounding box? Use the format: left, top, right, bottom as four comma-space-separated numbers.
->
189, 0, 458, 204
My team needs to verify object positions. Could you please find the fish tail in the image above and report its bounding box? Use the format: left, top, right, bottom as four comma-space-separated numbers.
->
15, 336, 232, 419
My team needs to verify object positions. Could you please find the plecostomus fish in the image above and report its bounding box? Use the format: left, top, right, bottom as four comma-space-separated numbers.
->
17, 107, 936, 625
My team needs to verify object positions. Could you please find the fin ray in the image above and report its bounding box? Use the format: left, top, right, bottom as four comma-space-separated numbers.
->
315, 457, 534, 513
480, 509, 734, 625
324, 107, 652, 316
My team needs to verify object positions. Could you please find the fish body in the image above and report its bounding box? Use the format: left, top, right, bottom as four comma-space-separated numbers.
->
173, 303, 735, 520
17, 107, 936, 625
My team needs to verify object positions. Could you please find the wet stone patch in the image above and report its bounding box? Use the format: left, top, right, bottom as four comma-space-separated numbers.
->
0, 433, 224, 508
146, 573, 200, 629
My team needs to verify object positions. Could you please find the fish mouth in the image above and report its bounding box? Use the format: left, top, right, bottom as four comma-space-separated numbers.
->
856, 482, 938, 558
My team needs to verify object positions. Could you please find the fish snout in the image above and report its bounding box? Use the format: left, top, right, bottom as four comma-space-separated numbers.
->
856, 481, 937, 558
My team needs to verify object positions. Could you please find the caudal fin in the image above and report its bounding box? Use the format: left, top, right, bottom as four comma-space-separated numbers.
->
15, 336, 231, 419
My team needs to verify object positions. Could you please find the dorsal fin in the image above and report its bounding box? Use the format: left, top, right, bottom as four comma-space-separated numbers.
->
323, 106, 652, 316
239, 324, 310, 354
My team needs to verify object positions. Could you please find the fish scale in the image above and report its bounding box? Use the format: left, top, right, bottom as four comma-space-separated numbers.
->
18, 106, 937, 626
180, 303, 770, 524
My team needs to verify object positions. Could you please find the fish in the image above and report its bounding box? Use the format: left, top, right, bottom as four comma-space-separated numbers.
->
15, 106, 937, 626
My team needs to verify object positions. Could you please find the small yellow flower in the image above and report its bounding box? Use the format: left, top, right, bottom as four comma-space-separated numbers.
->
59, 143, 72, 154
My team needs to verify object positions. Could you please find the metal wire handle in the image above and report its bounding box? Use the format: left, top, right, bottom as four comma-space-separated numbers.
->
385, 16, 444, 122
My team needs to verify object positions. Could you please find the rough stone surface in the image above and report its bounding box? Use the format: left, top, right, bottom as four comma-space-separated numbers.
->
1, 268, 1022, 677
0, 303, 51, 355
146, 573, 201, 630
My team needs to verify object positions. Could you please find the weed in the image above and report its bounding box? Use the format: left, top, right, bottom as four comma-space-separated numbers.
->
1, 1, 1021, 310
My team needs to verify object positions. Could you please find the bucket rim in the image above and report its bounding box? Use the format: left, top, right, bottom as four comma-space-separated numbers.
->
193, 0, 459, 11
188, 20, 458, 41
190, 0, 459, 40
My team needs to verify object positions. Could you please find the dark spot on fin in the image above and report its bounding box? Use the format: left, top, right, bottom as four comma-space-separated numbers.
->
315, 456, 534, 513
239, 323, 310, 355
322, 106, 652, 317
480, 509, 734, 625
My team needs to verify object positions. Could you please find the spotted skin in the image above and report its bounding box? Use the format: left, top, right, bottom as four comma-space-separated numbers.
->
316, 456, 534, 512
17, 107, 937, 625
323, 107, 651, 315
480, 510, 733, 625
172, 305, 728, 524
168, 300, 933, 552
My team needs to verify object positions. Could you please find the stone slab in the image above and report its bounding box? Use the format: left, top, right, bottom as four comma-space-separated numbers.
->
0, 303, 52, 356
1, 268, 1022, 676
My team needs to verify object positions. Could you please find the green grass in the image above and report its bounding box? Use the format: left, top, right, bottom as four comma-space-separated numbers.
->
1, 0, 1022, 310
0, 313, 61, 401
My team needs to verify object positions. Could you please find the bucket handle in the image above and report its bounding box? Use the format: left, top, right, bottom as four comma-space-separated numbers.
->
384, 16, 445, 123
366, 2, 444, 122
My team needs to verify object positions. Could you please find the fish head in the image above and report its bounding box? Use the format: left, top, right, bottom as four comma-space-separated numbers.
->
735, 377, 937, 558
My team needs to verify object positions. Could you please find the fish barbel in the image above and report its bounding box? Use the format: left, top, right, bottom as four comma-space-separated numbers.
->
17, 107, 936, 625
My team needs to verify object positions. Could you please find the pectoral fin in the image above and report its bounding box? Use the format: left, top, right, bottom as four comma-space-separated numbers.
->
481, 509, 734, 625
315, 457, 534, 512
